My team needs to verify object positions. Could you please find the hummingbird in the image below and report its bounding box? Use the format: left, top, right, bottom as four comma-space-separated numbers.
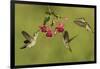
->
63, 30, 78, 52
74, 17, 93, 33
20, 31, 39, 49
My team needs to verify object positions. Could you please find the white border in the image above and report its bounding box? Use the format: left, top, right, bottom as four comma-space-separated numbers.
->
0, 0, 99, 69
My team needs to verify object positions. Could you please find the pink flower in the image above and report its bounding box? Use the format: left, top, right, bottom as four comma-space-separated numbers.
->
56, 23, 64, 32
46, 32, 52, 37
46, 28, 53, 37
39, 25, 47, 32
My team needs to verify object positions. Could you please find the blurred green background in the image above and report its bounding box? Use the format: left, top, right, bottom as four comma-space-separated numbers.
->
15, 4, 94, 66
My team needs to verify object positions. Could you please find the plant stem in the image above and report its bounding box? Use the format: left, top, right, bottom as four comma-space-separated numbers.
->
47, 5, 52, 13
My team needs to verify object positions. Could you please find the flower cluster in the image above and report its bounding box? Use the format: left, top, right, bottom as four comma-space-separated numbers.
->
38, 7, 67, 37
39, 22, 64, 37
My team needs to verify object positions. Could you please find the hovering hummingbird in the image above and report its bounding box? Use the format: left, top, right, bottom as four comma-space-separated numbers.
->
20, 31, 39, 49
63, 31, 78, 52
74, 17, 93, 33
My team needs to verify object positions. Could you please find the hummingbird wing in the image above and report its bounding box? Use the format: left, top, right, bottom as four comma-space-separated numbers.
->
22, 31, 33, 42
78, 17, 86, 23
63, 30, 69, 43
68, 35, 78, 43
74, 17, 87, 27
24, 40, 30, 44
63, 31, 78, 43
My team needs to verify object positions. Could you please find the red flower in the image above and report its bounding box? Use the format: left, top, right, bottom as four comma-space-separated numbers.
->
39, 25, 47, 32
46, 32, 52, 37
56, 23, 64, 32
46, 28, 53, 37
56, 27, 64, 32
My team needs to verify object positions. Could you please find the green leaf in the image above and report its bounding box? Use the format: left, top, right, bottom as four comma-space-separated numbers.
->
43, 16, 50, 25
